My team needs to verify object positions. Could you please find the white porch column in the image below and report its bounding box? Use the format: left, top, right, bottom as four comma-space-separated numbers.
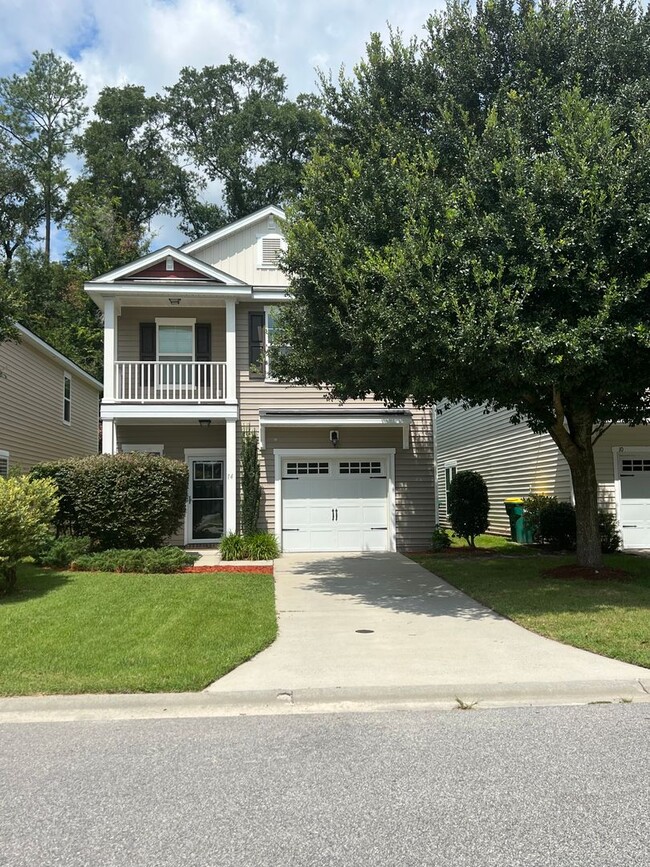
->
101, 419, 115, 454
225, 299, 237, 402
103, 296, 116, 401
225, 417, 238, 535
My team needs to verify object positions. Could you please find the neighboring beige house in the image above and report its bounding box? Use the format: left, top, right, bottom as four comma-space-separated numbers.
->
85, 206, 435, 551
0, 323, 102, 476
435, 403, 650, 549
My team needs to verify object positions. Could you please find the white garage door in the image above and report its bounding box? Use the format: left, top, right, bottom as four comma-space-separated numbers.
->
281, 457, 390, 552
619, 456, 650, 548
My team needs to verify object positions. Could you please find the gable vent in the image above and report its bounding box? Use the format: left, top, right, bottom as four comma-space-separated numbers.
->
261, 235, 284, 267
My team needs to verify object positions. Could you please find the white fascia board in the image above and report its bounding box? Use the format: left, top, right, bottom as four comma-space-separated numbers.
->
88, 246, 247, 285
101, 403, 239, 422
15, 323, 102, 390
252, 288, 292, 302
182, 205, 286, 254
86, 283, 252, 310
259, 413, 411, 449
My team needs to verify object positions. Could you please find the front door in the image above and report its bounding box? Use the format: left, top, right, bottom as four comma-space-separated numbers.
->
188, 458, 224, 543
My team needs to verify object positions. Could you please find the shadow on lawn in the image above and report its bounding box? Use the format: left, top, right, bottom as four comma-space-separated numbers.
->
1, 567, 70, 605
285, 553, 498, 621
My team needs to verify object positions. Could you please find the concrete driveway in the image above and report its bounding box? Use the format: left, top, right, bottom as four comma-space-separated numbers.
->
206, 553, 649, 699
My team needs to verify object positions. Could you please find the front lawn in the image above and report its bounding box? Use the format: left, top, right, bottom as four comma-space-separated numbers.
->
411, 540, 650, 668
0, 565, 277, 696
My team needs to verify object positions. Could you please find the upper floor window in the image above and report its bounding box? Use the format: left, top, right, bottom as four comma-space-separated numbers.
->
156, 319, 195, 362
0, 450, 8, 479
63, 373, 71, 424
248, 308, 282, 381
257, 233, 286, 269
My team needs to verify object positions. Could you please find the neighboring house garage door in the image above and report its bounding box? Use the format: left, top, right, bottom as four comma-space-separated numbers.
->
619, 455, 650, 548
280, 456, 390, 552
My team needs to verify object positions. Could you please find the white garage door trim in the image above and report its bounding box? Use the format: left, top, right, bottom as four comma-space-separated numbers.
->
612, 446, 650, 548
274, 448, 396, 552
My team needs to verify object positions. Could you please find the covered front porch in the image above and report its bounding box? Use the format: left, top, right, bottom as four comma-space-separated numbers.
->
103, 417, 238, 545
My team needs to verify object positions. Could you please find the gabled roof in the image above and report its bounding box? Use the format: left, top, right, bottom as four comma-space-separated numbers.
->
87, 245, 247, 286
181, 205, 285, 255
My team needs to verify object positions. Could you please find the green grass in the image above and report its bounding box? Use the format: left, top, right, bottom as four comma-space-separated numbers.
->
0, 565, 277, 696
411, 539, 650, 668
446, 533, 537, 555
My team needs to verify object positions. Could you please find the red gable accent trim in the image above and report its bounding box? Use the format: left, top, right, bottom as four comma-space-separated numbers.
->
124, 261, 221, 281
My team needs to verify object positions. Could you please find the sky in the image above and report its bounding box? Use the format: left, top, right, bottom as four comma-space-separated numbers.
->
0, 0, 444, 252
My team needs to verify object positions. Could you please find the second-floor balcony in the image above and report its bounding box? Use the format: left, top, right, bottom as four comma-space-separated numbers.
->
114, 361, 228, 402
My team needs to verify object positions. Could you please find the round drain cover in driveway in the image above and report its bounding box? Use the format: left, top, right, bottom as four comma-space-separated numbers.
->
355, 629, 374, 634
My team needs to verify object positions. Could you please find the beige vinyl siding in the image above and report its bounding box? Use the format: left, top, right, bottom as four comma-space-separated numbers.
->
0, 337, 100, 472
193, 219, 289, 287
237, 303, 435, 550
436, 403, 572, 535
593, 424, 650, 512
115, 424, 227, 545
117, 307, 226, 361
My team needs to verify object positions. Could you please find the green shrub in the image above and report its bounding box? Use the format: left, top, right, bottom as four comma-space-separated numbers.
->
37, 535, 93, 568
521, 494, 554, 543
220, 532, 279, 560
431, 525, 452, 552
241, 427, 261, 535
447, 470, 490, 548
31, 454, 189, 549
538, 500, 576, 549
71, 547, 198, 574
598, 509, 621, 553
0, 474, 59, 592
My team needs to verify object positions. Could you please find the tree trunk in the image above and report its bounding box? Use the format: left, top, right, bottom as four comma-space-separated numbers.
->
567, 447, 603, 569
546, 399, 603, 570
44, 187, 51, 262
2, 564, 17, 594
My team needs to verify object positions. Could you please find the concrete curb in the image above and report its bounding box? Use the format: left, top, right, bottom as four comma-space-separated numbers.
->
0, 678, 648, 723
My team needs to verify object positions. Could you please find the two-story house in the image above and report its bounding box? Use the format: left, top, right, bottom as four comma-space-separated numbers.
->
0, 323, 102, 475
85, 206, 435, 552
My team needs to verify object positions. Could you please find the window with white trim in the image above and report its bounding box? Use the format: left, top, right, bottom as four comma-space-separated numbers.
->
444, 462, 457, 513
285, 461, 330, 476
0, 450, 8, 478
258, 233, 286, 269
155, 318, 195, 362
122, 444, 164, 456
339, 461, 383, 475
63, 373, 71, 424
265, 306, 278, 381
621, 458, 650, 472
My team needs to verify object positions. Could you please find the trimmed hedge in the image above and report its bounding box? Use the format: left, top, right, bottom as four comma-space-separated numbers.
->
71, 547, 199, 574
522, 494, 621, 552
447, 470, 490, 547
31, 454, 189, 550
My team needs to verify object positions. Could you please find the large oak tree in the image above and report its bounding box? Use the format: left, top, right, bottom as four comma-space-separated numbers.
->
274, 0, 650, 568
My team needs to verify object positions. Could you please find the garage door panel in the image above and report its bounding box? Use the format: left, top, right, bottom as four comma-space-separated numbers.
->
619, 458, 650, 548
280, 455, 390, 552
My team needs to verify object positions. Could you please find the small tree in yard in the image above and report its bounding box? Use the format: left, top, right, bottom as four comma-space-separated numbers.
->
447, 471, 490, 549
240, 427, 261, 535
0, 474, 58, 592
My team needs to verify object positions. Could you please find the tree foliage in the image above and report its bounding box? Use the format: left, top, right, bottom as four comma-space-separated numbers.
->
165, 56, 327, 235
274, 0, 650, 568
0, 50, 87, 259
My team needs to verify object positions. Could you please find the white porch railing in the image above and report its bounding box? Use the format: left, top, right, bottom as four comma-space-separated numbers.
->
114, 362, 228, 402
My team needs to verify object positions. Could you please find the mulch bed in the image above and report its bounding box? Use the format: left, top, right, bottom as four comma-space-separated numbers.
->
181, 565, 273, 574
542, 564, 631, 582
411, 548, 494, 557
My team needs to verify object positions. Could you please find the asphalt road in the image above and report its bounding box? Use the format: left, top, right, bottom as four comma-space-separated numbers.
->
1, 704, 648, 866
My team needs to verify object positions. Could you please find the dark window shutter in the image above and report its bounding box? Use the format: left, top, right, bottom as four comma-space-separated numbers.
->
249, 311, 265, 379
140, 323, 156, 361
195, 323, 212, 361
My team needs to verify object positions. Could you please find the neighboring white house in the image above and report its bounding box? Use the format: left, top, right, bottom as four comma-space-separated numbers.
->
0, 323, 102, 475
85, 206, 436, 552
435, 402, 650, 549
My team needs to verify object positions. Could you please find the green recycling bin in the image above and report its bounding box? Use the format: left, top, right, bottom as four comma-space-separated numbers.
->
504, 498, 534, 544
